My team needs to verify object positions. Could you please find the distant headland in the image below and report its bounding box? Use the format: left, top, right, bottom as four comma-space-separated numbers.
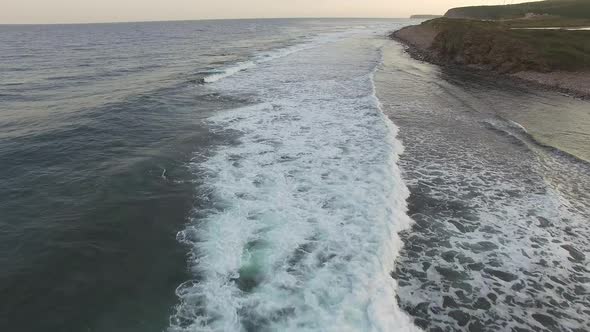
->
393, 0, 590, 98
410, 15, 442, 19
444, 0, 590, 20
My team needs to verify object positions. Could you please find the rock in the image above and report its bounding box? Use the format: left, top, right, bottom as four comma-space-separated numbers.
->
461, 241, 499, 253
549, 275, 566, 286
413, 317, 429, 329
407, 269, 428, 280
430, 304, 444, 315
457, 254, 476, 265
449, 310, 471, 326
393, 16, 590, 99
425, 249, 438, 257
453, 282, 473, 293
484, 268, 519, 282
487, 292, 497, 302
492, 287, 505, 295
511, 281, 526, 292
436, 266, 468, 281
442, 250, 459, 262
537, 216, 551, 227
504, 295, 515, 305
474, 297, 492, 310
476, 241, 499, 251
455, 290, 468, 301
409, 302, 430, 316
468, 319, 486, 332
448, 219, 476, 233
561, 245, 585, 262
532, 313, 558, 329
512, 327, 531, 332
563, 292, 576, 302
468, 262, 485, 271
443, 295, 459, 308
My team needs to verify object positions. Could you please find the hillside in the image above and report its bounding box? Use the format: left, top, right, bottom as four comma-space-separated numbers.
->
410, 15, 442, 19
391, 18, 590, 97
445, 0, 590, 20
394, 18, 590, 72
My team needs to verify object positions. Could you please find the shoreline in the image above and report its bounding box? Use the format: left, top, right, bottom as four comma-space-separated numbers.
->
497, 116, 590, 165
390, 29, 590, 164
390, 24, 590, 100
377, 33, 590, 331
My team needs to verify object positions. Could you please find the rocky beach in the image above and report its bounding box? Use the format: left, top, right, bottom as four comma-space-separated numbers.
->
392, 18, 590, 99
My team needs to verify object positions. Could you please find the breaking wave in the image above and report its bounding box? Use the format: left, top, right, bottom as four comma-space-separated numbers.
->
170, 27, 419, 332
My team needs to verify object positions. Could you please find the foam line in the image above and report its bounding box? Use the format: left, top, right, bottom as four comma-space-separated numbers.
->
171, 25, 420, 332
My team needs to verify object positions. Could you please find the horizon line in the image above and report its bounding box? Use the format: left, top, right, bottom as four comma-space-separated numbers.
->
0, 16, 421, 26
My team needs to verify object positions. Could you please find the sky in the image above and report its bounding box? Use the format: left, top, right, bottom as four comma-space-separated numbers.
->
1, 0, 526, 24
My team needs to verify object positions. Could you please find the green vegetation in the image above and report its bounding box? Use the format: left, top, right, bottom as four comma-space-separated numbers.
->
420, 18, 590, 72
397, 1, 590, 73
509, 29, 590, 70
502, 17, 590, 28
410, 15, 442, 19
445, 0, 590, 20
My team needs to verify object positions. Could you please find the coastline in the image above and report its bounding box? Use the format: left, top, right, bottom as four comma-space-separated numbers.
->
390, 27, 590, 164
377, 37, 590, 332
390, 23, 590, 100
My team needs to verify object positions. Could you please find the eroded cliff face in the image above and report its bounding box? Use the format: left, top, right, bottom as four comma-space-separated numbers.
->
444, 0, 590, 20
392, 24, 438, 50
392, 19, 590, 98
430, 28, 548, 73
444, 7, 476, 19
392, 21, 548, 73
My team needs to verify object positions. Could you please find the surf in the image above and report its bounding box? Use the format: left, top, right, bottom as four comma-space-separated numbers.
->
170, 26, 419, 332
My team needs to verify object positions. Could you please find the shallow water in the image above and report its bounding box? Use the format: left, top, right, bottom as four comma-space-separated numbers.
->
377, 42, 590, 331
2, 18, 589, 332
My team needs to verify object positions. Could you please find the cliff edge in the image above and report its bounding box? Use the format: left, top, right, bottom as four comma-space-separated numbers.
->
391, 18, 590, 98
444, 0, 590, 20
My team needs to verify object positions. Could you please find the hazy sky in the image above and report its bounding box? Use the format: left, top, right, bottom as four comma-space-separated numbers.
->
2, 0, 525, 24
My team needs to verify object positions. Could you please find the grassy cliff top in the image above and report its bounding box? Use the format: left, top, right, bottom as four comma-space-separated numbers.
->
410, 15, 443, 19
445, 0, 590, 20
417, 18, 590, 72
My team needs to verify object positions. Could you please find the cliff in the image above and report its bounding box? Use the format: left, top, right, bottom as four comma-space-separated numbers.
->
410, 15, 442, 19
391, 18, 590, 97
445, 0, 590, 20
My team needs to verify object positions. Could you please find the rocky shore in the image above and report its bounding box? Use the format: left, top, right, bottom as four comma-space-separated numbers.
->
391, 19, 590, 99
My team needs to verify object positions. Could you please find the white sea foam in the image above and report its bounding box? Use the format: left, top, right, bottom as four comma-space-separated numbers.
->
202, 42, 316, 84
376, 42, 590, 330
171, 25, 419, 332
507, 119, 528, 133
202, 29, 370, 84
203, 61, 256, 83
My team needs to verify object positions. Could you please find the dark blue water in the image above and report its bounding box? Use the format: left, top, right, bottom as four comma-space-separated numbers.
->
5, 18, 588, 332
0, 19, 401, 332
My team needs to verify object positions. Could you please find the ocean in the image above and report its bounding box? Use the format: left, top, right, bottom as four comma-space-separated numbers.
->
1, 18, 589, 332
